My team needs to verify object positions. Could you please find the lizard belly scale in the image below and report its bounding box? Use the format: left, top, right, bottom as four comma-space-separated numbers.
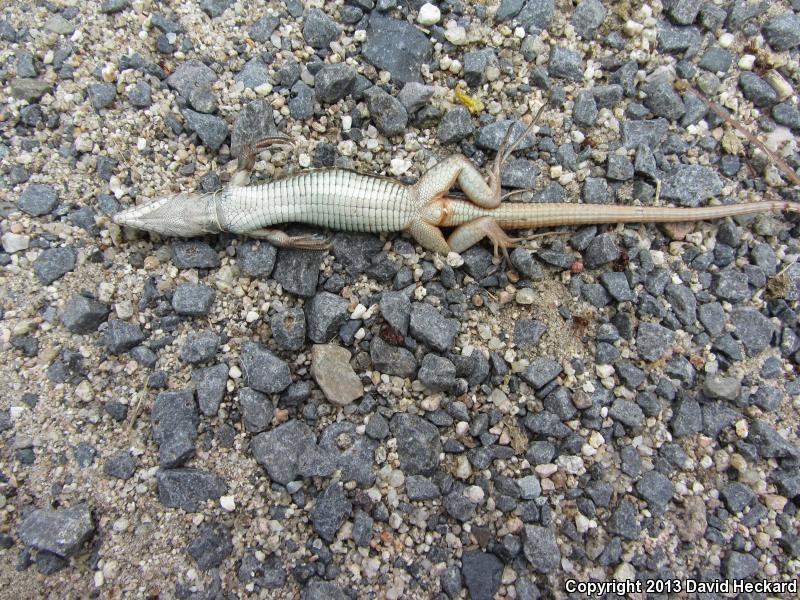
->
221, 170, 414, 234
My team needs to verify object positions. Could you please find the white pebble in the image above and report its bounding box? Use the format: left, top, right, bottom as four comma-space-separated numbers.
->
444, 22, 467, 45
738, 55, 755, 70
718, 32, 734, 48
245, 310, 259, 323
220, 495, 236, 511
341, 115, 352, 132
1, 232, 29, 253
465, 485, 484, 503
298, 153, 311, 168
229, 365, 242, 379
389, 158, 410, 176
417, 3, 441, 26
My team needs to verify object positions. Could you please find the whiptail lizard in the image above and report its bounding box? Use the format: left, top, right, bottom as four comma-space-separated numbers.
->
113, 118, 800, 256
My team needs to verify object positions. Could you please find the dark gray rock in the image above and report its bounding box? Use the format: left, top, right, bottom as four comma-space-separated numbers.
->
660, 165, 722, 208
315, 64, 356, 104
302, 9, 341, 49
19, 183, 58, 216
240, 342, 291, 394
548, 46, 583, 81
302, 580, 348, 600
249, 14, 280, 42
199, 0, 232, 18
606, 154, 634, 181
607, 500, 640, 540
318, 422, 377, 486
172, 283, 215, 316
513, 319, 546, 348
636, 322, 674, 361
656, 21, 702, 55
501, 158, 538, 189
250, 420, 315, 484
719, 482, 756, 513
609, 399, 645, 428
748, 420, 799, 458
418, 353, 457, 392
723, 551, 759, 579
352, 510, 373, 547
762, 12, 800, 51
380, 292, 410, 335
104, 452, 136, 480
463, 49, 496, 87
406, 475, 440, 501
180, 331, 219, 364
739, 72, 778, 107
370, 337, 417, 377
409, 303, 459, 352
104, 320, 145, 354
636, 470, 674, 514
364, 86, 407, 136
152, 389, 198, 467
443, 489, 476, 522
157, 468, 226, 511
622, 118, 668, 148
127, 80, 151, 108
237, 240, 276, 278
712, 269, 750, 303
62, 295, 109, 333
311, 483, 351, 542
18, 505, 93, 557
643, 79, 685, 120
570, 0, 606, 39
100, 0, 129, 13
166, 60, 217, 113
773, 102, 800, 131
671, 395, 702, 437
234, 57, 269, 90
182, 109, 229, 151
475, 119, 536, 151
88, 83, 116, 110
34, 247, 76, 285
461, 550, 503, 600
390, 414, 441, 475
438, 107, 474, 144
289, 81, 314, 120
521, 358, 562, 390
731, 308, 774, 356
172, 241, 220, 269
187, 523, 232, 570
582, 177, 610, 203
272, 248, 323, 297
665, 0, 702, 24
238, 387, 273, 433
397, 82, 435, 114
584, 233, 619, 268
698, 46, 732, 74
192, 363, 228, 416
362, 15, 432, 83
517, 0, 555, 32
523, 525, 559, 573
271, 307, 306, 351
305, 292, 348, 343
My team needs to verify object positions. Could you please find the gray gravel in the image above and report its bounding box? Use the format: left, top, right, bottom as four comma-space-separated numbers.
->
2, 1, 800, 598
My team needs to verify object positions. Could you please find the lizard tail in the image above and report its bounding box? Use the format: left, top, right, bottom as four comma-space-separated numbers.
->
490, 200, 800, 230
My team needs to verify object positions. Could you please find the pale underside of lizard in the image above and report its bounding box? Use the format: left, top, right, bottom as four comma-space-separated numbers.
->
113, 119, 800, 256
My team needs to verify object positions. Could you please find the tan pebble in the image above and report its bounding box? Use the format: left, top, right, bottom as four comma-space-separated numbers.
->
754, 531, 771, 549
10, 223, 24, 234
273, 408, 289, 424
507, 271, 519, 283
735, 419, 748, 438
763, 494, 787, 512
498, 291, 514, 304
471, 294, 483, 307
143, 256, 160, 270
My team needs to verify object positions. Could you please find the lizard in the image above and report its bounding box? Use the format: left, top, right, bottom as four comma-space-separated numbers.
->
113, 115, 800, 257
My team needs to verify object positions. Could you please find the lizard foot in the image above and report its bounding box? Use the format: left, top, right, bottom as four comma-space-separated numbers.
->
232, 136, 294, 187
246, 228, 331, 251
447, 216, 521, 260
489, 103, 547, 198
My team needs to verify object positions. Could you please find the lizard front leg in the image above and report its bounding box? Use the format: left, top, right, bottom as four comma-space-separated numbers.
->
231, 136, 292, 187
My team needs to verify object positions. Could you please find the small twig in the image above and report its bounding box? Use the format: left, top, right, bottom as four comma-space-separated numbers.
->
688, 87, 800, 187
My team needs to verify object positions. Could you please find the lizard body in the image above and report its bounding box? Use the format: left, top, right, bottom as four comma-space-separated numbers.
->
113, 133, 800, 256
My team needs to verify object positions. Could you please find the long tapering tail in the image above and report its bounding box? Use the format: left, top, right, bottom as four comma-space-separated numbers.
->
446, 200, 800, 230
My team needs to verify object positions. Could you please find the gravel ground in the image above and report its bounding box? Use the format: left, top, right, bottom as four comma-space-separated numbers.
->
1, 0, 800, 598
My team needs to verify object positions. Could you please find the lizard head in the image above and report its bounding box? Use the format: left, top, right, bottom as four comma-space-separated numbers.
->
112, 191, 223, 237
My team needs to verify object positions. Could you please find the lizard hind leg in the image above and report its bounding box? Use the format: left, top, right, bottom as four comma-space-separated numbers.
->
406, 218, 451, 255
246, 228, 331, 251
447, 216, 523, 259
